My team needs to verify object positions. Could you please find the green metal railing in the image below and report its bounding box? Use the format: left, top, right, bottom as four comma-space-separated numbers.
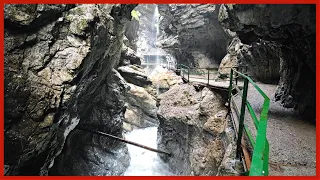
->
228, 68, 270, 176
178, 64, 247, 86
178, 64, 220, 84
175, 64, 269, 176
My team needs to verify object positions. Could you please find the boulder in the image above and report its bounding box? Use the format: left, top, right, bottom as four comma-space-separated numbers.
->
120, 44, 141, 66
118, 65, 152, 87
149, 66, 183, 94
157, 84, 240, 175
123, 83, 159, 131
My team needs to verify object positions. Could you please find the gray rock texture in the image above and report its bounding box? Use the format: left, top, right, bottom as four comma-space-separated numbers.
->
123, 83, 158, 132
125, 4, 160, 56
120, 44, 141, 66
157, 4, 231, 68
118, 65, 152, 87
4, 4, 136, 175
218, 37, 281, 83
219, 4, 315, 119
157, 84, 240, 175
149, 66, 183, 94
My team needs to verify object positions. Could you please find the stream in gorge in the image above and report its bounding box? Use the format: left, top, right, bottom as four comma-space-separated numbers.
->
124, 127, 175, 175
123, 5, 177, 175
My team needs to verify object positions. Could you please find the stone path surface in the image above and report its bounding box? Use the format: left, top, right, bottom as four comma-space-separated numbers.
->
242, 82, 316, 176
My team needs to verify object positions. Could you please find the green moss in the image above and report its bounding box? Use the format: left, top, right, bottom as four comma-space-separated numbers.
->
65, 15, 73, 22
73, 7, 84, 15
131, 10, 141, 21
78, 18, 88, 30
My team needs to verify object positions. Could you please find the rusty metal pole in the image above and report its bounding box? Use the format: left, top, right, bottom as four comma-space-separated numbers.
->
235, 66, 239, 85
77, 126, 171, 156
236, 78, 249, 158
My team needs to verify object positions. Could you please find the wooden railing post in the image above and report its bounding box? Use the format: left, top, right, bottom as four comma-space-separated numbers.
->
236, 78, 249, 158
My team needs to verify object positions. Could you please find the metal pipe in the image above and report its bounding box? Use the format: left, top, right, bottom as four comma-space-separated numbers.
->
77, 126, 171, 156
236, 78, 249, 158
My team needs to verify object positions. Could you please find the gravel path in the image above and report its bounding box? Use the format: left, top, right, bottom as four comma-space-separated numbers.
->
232, 82, 316, 176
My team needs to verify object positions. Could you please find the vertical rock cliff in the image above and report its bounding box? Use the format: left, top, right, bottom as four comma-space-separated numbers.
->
218, 4, 315, 119
4, 4, 136, 175
157, 4, 231, 68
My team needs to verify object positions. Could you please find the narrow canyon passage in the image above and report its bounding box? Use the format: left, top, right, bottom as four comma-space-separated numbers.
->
124, 127, 174, 175
4, 4, 316, 176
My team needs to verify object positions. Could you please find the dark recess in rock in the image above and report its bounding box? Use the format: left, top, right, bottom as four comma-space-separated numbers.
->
219, 4, 315, 119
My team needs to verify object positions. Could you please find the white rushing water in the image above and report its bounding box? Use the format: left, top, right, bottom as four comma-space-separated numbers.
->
124, 127, 175, 176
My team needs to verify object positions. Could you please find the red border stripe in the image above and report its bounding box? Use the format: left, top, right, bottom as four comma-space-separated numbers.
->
1, 1, 318, 180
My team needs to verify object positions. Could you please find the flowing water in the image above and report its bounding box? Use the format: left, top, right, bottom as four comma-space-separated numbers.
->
123, 6, 176, 175
124, 127, 175, 176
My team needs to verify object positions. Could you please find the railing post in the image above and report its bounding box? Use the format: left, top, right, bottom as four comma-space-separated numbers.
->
207, 69, 209, 85
228, 68, 234, 107
235, 66, 239, 85
181, 68, 184, 78
236, 78, 249, 158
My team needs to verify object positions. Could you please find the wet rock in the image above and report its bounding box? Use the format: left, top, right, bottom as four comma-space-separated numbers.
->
120, 44, 141, 66
4, 4, 74, 30
157, 4, 231, 68
4, 4, 136, 175
118, 65, 152, 87
218, 37, 281, 83
132, 4, 159, 56
123, 83, 158, 131
218, 38, 241, 77
157, 84, 237, 175
50, 70, 131, 176
219, 4, 315, 118
124, 18, 139, 51
149, 66, 183, 94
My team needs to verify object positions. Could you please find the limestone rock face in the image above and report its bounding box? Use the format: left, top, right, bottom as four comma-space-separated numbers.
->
123, 83, 158, 131
157, 4, 231, 68
219, 4, 315, 118
218, 37, 281, 83
149, 66, 183, 94
120, 44, 141, 66
4, 4, 136, 175
118, 65, 152, 87
124, 19, 139, 50
157, 84, 239, 175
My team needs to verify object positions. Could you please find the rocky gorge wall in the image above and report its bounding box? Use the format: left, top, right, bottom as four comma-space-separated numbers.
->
4, 4, 137, 175
218, 4, 316, 119
157, 4, 231, 68
157, 84, 242, 175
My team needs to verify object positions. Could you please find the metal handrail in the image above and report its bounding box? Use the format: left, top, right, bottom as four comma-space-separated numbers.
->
177, 64, 269, 175
228, 68, 270, 176
178, 64, 248, 85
